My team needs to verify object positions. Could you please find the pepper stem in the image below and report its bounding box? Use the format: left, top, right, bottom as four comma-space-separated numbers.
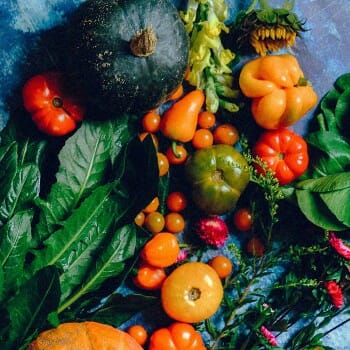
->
171, 141, 182, 158
130, 27, 157, 57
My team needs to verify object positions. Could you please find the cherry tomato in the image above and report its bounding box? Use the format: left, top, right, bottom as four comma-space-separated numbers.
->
143, 197, 160, 214
127, 325, 148, 346
133, 263, 167, 291
213, 123, 239, 145
233, 207, 253, 232
246, 237, 264, 257
191, 129, 214, 149
157, 152, 170, 176
134, 211, 145, 227
149, 322, 206, 350
142, 110, 161, 133
166, 192, 187, 212
164, 212, 185, 234
168, 84, 184, 101
208, 255, 233, 279
144, 211, 165, 234
197, 111, 216, 129
161, 262, 223, 323
166, 144, 188, 165
141, 232, 180, 268
139, 132, 159, 149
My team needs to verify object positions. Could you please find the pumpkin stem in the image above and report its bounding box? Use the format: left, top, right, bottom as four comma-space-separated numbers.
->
130, 27, 157, 57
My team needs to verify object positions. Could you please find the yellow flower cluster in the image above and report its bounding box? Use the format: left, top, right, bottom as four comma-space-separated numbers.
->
250, 26, 297, 56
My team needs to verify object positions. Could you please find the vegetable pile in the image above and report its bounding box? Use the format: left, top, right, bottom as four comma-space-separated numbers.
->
1, 0, 350, 349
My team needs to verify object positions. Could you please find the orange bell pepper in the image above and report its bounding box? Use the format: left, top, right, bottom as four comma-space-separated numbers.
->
239, 54, 318, 129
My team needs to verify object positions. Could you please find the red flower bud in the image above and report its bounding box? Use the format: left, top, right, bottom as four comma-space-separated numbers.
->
194, 216, 229, 247
325, 280, 344, 309
260, 325, 278, 346
328, 231, 350, 259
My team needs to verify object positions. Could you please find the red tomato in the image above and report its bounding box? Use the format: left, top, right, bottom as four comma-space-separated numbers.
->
22, 72, 85, 136
253, 128, 309, 185
149, 322, 206, 350
133, 263, 167, 291
233, 208, 253, 232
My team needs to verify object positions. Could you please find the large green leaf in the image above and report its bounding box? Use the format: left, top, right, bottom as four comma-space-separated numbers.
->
29, 183, 116, 274
296, 172, 350, 192
0, 164, 40, 225
35, 117, 133, 240
0, 210, 33, 301
2, 266, 61, 350
58, 223, 138, 313
334, 89, 350, 139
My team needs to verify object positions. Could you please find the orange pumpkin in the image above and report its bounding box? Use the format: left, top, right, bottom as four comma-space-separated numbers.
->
27, 322, 143, 350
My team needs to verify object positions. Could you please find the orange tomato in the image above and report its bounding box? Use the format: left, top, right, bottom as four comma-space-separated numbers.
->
142, 110, 161, 133
143, 197, 160, 213
197, 110, 216, 129
161, 262, 223, 323
208, 255, 233, 279
144, 211, 165, 234
141, 232, 180, 268
166, 144, 188, 165
133, 263, 167, 291
191, 128, 214, 149
149, 322, 206, 350
213, 123, 239, 145
164, 212, 185, 234
127, 325, 148, 346
166, 191, 187, 212
157, 152, 170, 176
134, 211, 145, 226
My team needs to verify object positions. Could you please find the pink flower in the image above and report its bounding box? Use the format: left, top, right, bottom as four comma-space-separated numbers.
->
260, 325, 278, 346
176, 249, 188, 263
194, 216, 229, 247
325, 280, 344, 309
329, 231, 350, 259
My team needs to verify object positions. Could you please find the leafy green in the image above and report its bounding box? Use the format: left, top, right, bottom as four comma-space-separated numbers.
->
1, 266, 61, 350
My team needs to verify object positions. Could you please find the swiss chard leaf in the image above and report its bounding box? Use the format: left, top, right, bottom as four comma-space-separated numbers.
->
0, 210, 33, 301
334, 89, 350, 139
2, 265, 61, 350
0, 164, 40, 226
34, 117, 134, 241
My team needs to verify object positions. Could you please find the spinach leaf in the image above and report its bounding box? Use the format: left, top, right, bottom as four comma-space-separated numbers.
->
0, 210, 33, 301
1, 265, 61, 350
0, 143, 17, 207
334, 89, 350, 139
34, 117, 134, 241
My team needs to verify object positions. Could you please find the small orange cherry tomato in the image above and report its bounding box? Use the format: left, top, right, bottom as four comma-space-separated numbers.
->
197, 110, 216, 129
233, 207, 253, 232
213, 123, 239, 145
208, 255, 233, 279
134, 211, 145, 226
143, 197, 160, 214
166, 192, 187, 212
149, 322, 206, 350
142, 110, 161, 133
164, 212, 185, 234
144, 211, 165, 234
161, 262, 223, 323
168, 84, 184, 101
246, 237, 264, 257
141, 232, 180, 268
157, 152, 170, 176
133, 263, 167, 291
191, 128, 214, 149
166, 144, 188, 165
127, 325, 148, 346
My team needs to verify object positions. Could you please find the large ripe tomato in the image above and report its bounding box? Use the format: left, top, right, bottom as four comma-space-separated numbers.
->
253, 128, 309, 185
185, 144, 250, 215
161, 262, 223, 323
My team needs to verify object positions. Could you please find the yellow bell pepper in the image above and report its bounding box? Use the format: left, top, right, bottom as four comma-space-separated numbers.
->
239, 54, 318, 129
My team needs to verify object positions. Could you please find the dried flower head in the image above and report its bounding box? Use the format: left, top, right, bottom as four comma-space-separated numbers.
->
324, 280, 344, 309
194, 216, 229, 247
260, 325, 278, 346
230, 4, 307, 56
328, 231, 350, 260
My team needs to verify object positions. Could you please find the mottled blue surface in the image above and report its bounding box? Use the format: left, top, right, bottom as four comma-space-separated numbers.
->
1, 0, 350, 348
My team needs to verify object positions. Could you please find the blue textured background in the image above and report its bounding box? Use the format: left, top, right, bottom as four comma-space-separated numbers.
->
1, 0, 350, 348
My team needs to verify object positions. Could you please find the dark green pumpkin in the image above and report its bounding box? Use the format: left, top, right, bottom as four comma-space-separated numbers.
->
70, 0, 189, 116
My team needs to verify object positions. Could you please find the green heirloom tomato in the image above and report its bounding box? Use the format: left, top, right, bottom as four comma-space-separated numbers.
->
185, 144, 250, 215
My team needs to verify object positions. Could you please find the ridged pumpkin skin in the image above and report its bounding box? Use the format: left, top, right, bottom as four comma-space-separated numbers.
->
27, 322, 143, 350
70, 0, 189, 116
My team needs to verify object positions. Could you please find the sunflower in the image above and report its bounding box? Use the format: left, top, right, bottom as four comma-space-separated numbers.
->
229, 1, 307, 56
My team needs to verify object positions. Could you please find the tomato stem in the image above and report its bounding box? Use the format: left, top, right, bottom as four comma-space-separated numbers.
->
171, 141, 182, 158
52, 96, 63, 108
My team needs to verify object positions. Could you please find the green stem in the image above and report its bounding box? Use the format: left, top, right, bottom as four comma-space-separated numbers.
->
258, 0, 272, 10
171, 141, 181, 158
246, 0, 259, 13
